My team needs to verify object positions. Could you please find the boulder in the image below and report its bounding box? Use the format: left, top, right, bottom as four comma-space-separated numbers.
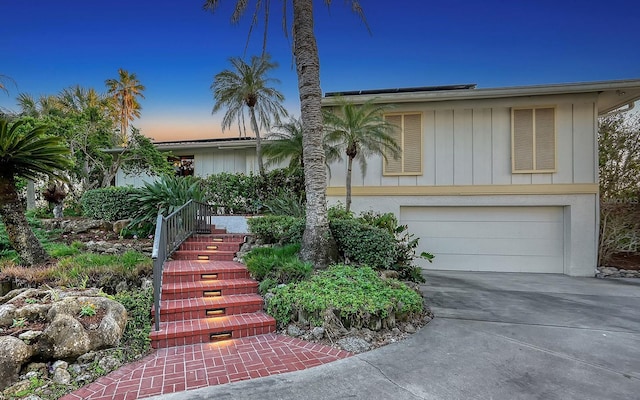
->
113, 219, 131, 235
0, 336, 33, 389
337, 337, 371, 354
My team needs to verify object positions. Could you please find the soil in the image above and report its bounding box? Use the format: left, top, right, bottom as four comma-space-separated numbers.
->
605, 252, 640, 270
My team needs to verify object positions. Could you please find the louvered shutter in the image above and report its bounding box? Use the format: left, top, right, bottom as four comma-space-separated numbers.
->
403, 114, 422, 173
384, 115, 403, 174
513, 109, 534, 171
535, 108, 555, 171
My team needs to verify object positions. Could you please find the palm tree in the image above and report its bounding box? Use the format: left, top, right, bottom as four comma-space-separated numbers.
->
324, 98, 401, 213
105, 69, 145, 146
211, 54, 287, 175
0, 118, 73, 266
16, 93, 61, 118
0, 75, 15, 95
263, 116, 340, 172
204, 0, 368, 268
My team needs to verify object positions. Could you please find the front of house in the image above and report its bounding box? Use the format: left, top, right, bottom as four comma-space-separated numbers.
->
323, 80, 640, 277
116, 79, 640, 277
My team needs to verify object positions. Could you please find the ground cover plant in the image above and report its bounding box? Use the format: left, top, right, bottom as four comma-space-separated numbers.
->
266, 264, 424, 330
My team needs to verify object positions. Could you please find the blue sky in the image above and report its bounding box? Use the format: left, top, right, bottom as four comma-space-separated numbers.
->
1, 0, 639, 141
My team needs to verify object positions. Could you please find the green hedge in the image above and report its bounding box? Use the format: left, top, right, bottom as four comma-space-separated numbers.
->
247, 215, 305, 245
330, 218, 396, 268
202, 169, 305, 215
81, 187, 141, 221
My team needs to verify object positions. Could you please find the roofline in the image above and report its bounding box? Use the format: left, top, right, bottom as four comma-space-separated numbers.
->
322, 79, 640, 109
103, 137, 257, 153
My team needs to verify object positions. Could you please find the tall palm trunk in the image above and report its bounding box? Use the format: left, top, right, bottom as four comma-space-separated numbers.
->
0, 176, 49, 266
346, 156, 354, 213
293, 0, 337, 268
249, 106, 265, 175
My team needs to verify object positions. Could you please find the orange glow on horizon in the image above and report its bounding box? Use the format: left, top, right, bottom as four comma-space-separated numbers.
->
137, 118, 253, 142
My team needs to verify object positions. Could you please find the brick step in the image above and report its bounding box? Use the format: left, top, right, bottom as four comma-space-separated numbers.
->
162, 260, 250, 284
154, 294, 265, 322
150, 312, 276, 349
186, 234, 245, 243
178, 241, 242, 252
171, 249, 236, 261
161, 278, 259, 300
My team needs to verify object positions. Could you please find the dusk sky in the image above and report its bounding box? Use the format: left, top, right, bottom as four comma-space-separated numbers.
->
1, 1, 639, 141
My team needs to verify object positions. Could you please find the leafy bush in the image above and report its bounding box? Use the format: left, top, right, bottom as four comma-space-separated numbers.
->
247, 215, 305, 245
127, 175, 205, 230
81, 187, 141, 221
599, 202, 640, 265
202, 168, 305, 215
330, 218, 396, 268
266, 265, 424, 327
244, 244, 312, 288
263, 188, 305, 217
113, 287, 153, 361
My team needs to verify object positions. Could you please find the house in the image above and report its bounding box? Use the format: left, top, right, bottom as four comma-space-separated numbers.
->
116, 79, 640, 277
115, 137, 259, 187
322, 79, 640, 277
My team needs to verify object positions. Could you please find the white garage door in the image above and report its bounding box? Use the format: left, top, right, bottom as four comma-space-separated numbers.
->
400, 206, 564, 273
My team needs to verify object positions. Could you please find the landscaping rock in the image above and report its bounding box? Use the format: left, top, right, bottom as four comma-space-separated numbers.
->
3, 380, 31, 398
18, 330, 43, 342
113, 219, 131, 235
404, 323, 417, 334
98, 355, 122, 373
287, 324, 304, 337
41, 219, 112, 234
0, 336, 33, 389
52, 367, 71, 385
311, 326, 325, 340
337, 337, 371, 354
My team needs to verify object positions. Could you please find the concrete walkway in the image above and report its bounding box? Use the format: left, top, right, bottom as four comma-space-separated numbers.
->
149, 271, 640, 400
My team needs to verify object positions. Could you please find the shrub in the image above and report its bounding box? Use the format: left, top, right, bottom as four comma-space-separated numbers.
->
262, 188, 305, 217
113, 287, 153, 361
127, 175, 205, 230
247, 215, 305, 245
202, 169, 306, 215
330, 218, 396, 268
599, 201, 640, 265
244, 244, 312, 287
81, 187, 141, 221
266, 265, 424, 328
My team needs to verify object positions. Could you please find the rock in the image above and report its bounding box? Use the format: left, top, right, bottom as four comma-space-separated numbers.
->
75, 373, 94, 383
337, 337, 371, 354
51, 360, 68, 371
98, 355, 121, 373
77, 351, 97, 364
23, 371, 39, 380
140, 278, 153, 291
380, 270, 400, 280
52, 367, 71, 385
25, 362, 47, 375
3, 380, 31, 397
113, 219, 131, 235
23, 395, 43, 400
404, 323, 417, 334
0, 304, 16, 326
115, 281, 129, 293
18, 330, 43, 343
287, 324, 303, 337
0, 336, 33, 389
40, 219, 112, 234
311, 326, 325, 340
39, 314, 91, 359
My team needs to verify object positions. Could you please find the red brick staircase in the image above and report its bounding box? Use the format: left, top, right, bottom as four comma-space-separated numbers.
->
150, 227, 276, 349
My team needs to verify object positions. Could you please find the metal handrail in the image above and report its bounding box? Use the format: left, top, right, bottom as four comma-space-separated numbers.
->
151, 200, 217, 331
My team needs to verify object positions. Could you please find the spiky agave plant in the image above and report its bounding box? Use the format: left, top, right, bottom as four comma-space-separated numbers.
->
127, 175, 205, 231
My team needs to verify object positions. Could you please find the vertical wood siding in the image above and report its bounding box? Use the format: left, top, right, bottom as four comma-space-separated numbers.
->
327, 95, 597, 188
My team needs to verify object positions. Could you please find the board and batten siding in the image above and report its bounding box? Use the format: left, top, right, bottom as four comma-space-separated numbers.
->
327, 94, 597, 188
116, 148, 257, 187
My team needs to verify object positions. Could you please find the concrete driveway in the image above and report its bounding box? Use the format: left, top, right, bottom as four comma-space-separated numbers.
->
151, 271, 640, 400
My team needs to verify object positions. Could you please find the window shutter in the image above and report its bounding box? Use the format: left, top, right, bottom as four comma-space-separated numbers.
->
535, 108, 555, 171
513, 109, 534, 171
403, 114, 422, 173
385, 115, 402, 174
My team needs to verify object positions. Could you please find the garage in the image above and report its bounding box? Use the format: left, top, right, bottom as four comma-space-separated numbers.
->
400, 206, 565, 273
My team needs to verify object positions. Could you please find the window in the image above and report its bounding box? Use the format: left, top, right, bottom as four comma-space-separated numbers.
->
383, 113, 422, 175
512, 107, 556, 173
169, 155, 195, 176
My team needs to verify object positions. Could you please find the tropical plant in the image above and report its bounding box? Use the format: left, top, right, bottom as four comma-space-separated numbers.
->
105, 68, 145, 145
127, 175, 205, 229
263, 116, 341, 173
324, 98, 401, 212
204, 0, 368, 268
211, 54, 287, 175
0, 117, 72, 266
0, 74, 15, 95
